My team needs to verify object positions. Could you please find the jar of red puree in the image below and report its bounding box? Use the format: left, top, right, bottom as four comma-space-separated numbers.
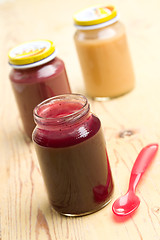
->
73, 5, 135, 100
32, 94, 113, 216
8, 40, 71, 139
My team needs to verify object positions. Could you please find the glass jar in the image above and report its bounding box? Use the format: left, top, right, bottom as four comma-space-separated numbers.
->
8, 40, 71, 139
73, 5, 135, 100
32, 94, 113, 216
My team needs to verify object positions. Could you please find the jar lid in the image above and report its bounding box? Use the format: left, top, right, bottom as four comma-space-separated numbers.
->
73, 5, 118, 30
8, 40, 57, 69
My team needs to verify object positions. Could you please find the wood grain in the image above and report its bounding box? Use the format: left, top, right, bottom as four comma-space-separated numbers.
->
1, 0, 160, 239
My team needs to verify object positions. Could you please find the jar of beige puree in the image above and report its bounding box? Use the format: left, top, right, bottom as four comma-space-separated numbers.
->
73, 5, 135, 100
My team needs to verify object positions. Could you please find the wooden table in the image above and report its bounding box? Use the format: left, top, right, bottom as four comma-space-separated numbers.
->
1, 0, 160, 239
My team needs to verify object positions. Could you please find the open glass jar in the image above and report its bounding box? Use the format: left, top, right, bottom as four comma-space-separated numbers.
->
8, 40, 71, 139
73, 5, 135, 100
32, 94, 113, 216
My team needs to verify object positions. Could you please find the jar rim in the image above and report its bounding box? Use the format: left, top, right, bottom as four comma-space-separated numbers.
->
34, 94, 89, 124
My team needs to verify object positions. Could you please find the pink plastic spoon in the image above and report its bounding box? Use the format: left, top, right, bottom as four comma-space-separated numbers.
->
112, 143, 158, 216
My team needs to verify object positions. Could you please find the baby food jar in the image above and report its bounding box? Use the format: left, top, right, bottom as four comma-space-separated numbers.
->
8, 40, 71, 139
32, 94, 113, 216
73, 5, 135, 100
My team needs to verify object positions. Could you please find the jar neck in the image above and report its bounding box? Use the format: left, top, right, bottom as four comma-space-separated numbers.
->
34, 94, 90, 131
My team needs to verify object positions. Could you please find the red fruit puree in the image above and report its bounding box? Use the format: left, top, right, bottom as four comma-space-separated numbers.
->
33, 95, 113, 216
10, 57, 71, 139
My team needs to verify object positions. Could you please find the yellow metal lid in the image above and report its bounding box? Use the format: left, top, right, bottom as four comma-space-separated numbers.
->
73, 5, 118, 29
8, 40, 57, 69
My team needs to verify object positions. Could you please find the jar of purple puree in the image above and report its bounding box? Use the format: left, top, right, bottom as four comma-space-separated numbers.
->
8, 40, 71, 140
32, 94, 113, 216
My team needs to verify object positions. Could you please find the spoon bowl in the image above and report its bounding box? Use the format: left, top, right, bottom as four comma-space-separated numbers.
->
112, 190, 140, 216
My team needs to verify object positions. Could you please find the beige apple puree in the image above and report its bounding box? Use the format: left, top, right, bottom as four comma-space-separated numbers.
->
73, 5, 135, 99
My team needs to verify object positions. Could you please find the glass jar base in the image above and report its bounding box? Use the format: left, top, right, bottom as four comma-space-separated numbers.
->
92, 96, 111, 102
91, 87, 134, 101
52, 197, 112, 217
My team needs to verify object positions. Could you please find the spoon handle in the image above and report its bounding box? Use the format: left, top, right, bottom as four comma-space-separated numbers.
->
131, 144, 158, 174
128, 143, 158, 191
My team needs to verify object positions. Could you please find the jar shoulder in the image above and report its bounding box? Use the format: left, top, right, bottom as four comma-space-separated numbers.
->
74, 21, 125, 41
33, 114, 101, 148
9, 57, 65, 84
